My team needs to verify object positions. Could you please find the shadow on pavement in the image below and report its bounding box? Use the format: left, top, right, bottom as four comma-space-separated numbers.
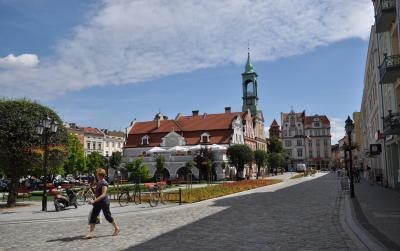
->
124, 174, 352, 251
46, 234, 110, 242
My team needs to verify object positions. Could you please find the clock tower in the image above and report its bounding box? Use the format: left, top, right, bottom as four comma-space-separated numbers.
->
242, 52, 260, 115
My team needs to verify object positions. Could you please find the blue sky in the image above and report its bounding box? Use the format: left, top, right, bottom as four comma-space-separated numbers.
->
0, 0, 374, 143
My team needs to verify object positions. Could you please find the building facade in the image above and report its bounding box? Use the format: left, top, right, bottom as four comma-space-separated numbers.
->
123, 53, 268, 180
102, 130, 125, 157
359, 0, 400, 189
281, 110, 331, 170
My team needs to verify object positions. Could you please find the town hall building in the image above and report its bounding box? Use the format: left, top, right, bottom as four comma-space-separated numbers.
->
123, 52, 267, 180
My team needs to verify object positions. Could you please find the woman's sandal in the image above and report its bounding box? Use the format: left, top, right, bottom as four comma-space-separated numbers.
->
112, 228, 120, 236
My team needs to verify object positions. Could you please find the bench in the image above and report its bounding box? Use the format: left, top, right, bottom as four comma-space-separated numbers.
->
120, 179, 128, 185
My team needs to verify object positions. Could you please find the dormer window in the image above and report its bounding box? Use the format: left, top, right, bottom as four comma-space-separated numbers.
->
141, 135, 150, 145
200, 132, 210, 143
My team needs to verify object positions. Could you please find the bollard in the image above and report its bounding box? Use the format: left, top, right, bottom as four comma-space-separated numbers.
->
179, 188, 182, 205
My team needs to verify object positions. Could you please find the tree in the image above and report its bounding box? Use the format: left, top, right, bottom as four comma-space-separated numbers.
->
155, 154, 166, 181
194, 147, 214, 181
254, 150, 268, 179
267, 137, 288, 174
125, 157, 150, 182
63, 133, 86, 177
227, 144, 254, 180
109, 151, 122, 170
0, 99, 68, 207
86, 152, 105, 174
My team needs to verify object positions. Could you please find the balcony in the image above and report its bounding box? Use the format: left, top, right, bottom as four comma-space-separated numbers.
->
379, 54, 400, 84
375, 0, 396, 33
383, 110, 400, 135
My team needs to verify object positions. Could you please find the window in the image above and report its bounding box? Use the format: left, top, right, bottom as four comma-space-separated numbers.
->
316, 139, 320, 146
285, 140, 292, 147
87, 141, 91, 149
283, 130, 287, 137
106, 151, 109, 156
118, 142, 121, 148
98, 143, 101, 150
106, 141, 109, 147
112, 141, 115, 147
297, 149, 303, 157
308, 141, 312, 147
296, 140, 302, 146
141, 135, 150, 145
314, 122, 320, 127
92, 142, 96, 150
309, 151, 313, 158
317, 151, 320, 157
324, 151, 329, 158
324, 139, 328, 146
290, 116, 295, 126
201, 132, 210, 143
287, 150, 292, 156
298, 130, 303, 135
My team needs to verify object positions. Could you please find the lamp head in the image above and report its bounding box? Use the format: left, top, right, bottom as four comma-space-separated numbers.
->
345, 116, 354, 135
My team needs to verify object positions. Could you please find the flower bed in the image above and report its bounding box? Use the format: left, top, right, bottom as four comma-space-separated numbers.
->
168, 179, 282, 203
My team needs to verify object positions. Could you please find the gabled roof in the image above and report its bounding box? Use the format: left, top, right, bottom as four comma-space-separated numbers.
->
129, 112, 244, 135
304, 115, 330, 128
84, 127, 104, 135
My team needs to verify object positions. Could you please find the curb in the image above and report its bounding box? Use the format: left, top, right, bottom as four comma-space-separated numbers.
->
341, 192, 385, 251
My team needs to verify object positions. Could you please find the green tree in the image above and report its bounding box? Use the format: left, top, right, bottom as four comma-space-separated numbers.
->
227, 144, 254, 180
86, 152, 105, 174
0, 99, 68, 207
125, 157, 150, 182
109, 151, 122, 170
267, 137, 288, 174
63, 133, 86, 177
194, 147, 214, 181
155, 154, 166, 181
254, 149, 268, 179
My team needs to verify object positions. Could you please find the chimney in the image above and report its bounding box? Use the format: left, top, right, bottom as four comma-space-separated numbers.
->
157, 118, 161, 128
192, 110, 199, 116
224, 107, 231, 113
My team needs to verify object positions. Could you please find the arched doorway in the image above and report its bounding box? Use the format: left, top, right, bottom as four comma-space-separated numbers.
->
176, 167, 195, 182
154, 168, 171, 181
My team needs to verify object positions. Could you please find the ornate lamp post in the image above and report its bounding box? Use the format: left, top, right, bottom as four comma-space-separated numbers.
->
37, 115, 58, 211
345, 116, 355, 198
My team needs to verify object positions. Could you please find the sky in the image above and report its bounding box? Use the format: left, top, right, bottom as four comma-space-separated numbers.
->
0, 0, 375, 143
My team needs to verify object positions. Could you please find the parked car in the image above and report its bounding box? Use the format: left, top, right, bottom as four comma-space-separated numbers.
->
296, 163, 307, 172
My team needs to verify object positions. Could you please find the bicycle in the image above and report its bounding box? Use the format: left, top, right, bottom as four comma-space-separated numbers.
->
76, 185, 96, 205
147, 182, 169, 207
118, 183, 141, 207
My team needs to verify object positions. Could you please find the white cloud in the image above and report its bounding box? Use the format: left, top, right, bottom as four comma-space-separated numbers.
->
0, 54, 39, 69
0, 0, 374, 99
330, 118, 346, 144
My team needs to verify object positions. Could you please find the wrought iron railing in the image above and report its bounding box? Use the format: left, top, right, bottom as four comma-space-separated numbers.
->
383, 110, 400, 135
379, 54, 400, 83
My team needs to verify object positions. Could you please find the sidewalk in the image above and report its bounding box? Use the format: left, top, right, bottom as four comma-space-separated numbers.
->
351, 178, 400, 250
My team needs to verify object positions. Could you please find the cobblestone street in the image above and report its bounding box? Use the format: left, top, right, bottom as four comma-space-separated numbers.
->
0, 173, 361, 250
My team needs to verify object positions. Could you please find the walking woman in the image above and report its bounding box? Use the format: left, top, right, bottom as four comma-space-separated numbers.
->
85, 168, 120, 239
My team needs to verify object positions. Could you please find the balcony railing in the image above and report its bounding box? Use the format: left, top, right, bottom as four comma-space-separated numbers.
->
379, 54, 400, 84
375, 0, 396, 33
383, 110, 400, 135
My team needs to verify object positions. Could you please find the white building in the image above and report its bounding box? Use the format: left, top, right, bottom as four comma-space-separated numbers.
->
102, 129, 125, 157
281, 110, 332, 170
83, 127, 104, 156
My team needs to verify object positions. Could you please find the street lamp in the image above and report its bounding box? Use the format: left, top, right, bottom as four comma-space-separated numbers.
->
37, 115, 58, 211
345, 116, 355, 198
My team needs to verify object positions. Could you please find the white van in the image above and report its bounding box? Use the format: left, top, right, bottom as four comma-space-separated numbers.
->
296, 164, 306, 172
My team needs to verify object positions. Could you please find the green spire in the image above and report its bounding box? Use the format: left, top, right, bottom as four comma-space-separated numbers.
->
245, 52, 254, 73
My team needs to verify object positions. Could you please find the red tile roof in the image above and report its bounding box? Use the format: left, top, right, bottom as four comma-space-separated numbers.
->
304, 115, 330, 128
126, 112, 244, 147
84, 127, 104, 135
270, 119, 279, 127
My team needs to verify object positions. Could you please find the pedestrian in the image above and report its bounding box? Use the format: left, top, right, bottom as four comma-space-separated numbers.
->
85, 168, 120, 239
